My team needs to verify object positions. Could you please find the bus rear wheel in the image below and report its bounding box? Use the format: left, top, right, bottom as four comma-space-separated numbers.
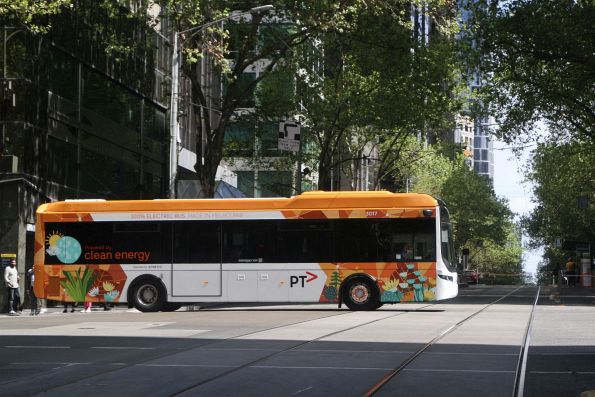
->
132, 280, 165, 312
343, 278, 379, 311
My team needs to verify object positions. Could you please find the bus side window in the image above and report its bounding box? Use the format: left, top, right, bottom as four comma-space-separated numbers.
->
173, 222, 221, 263
277, 220, 334, 263
334, 219, 376, 262
222, 221, 276, 263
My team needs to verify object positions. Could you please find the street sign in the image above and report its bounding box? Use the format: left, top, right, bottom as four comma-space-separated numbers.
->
278, 121, 300, 152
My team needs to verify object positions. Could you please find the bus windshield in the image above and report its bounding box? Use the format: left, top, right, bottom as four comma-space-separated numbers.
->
440, 206, 456, 272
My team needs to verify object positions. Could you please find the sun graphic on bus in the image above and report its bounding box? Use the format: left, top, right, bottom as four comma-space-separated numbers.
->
46, 231, 63, 247
46, 231, 82, 264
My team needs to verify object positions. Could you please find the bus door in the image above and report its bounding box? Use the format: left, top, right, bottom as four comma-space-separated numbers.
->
171, 222, 222, 297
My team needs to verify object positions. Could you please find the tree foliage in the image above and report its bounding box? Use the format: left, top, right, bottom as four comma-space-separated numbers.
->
470, 0, 595, 143
534, 246, 566, 286
469, 223, 524, 284
410, 155, 523, 282
0, 0, 72, 32
162, 0, 463, 196
163, 0, 368, 197
523, 140, 595, 250
290, 0, 462, 190
440, 164, 512, 251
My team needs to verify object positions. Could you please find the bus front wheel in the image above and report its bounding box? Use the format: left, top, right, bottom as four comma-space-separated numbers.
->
343, 278, 379, 311
132, 280, 165, 312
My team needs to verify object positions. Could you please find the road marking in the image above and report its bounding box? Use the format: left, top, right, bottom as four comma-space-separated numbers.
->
404, 368, 516, 373
137, 364, 235, 368
427, 351, 517, 356
294, 349, 516, 356
539, 352, 595, 356
5, 345, 71, 349
91, 346, 155, 350
299, 349, 414, 354
292, 386, 313, 395
11, 362, 88, 365
252, 365, 392, 371
530, 371, 573, 374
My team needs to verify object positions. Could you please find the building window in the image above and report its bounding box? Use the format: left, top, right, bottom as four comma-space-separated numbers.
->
259, 171, 292, 198
79, 145, 140, 199
48, 49, 78, 102
47, 136, 78, 188
144, 103, 166, 141
82, 67, 142, 133
225, 122, 254, 156
237, 171, 255, 197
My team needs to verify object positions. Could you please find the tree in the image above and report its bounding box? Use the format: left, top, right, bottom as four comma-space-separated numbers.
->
0, 0, 72, 32
523, 140, 595, 253
409, 154, 523, 282
163, 1, 463, 196
163, 1, 378, 197
534, 246, 566, 286
470, 223, 524, 285
402, 141, 455, 195
291, 1, 462, 191
440, 161, 512, 252
470, 0, 595, 143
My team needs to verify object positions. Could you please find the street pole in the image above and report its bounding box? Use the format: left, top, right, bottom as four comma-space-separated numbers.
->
296, 127, 303, 194
169, 32, 179, 198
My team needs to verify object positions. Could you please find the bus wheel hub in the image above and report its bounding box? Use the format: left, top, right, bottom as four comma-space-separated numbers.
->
351, 285, 369, 303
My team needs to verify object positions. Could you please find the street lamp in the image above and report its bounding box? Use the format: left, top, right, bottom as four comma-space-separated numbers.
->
169, 5, 274, 198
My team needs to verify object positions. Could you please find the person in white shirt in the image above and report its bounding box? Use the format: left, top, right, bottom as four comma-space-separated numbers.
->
4, 259, 21, 315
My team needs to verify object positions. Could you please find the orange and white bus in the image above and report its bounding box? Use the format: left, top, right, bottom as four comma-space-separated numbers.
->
33, 191, 458, 312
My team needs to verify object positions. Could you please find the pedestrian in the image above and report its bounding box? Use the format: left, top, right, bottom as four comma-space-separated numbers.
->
26, 268, 39, 315
82, 301, 92, 313
4, 259, 21, 315
62, 300, 76, 313
565, 257, 576, 287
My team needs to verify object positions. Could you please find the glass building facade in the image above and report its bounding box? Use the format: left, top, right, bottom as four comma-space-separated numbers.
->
0, 2, 170, 310
1, 6, 169, 200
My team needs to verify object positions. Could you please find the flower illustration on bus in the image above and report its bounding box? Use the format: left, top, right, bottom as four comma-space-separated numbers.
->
59, 266, 125, 303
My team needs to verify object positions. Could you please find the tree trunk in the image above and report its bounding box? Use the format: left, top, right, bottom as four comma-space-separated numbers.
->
317, 165, 333, 191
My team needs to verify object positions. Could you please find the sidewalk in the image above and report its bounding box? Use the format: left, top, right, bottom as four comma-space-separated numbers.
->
541, 283, 595, 306
1, 305, 130, 317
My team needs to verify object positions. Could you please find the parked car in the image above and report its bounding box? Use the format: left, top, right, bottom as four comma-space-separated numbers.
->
462, 269, 480, 284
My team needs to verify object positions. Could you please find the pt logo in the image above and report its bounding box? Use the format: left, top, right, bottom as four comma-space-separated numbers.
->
290, 272, 318, 288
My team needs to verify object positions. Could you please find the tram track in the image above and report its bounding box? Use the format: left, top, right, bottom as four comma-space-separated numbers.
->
170, 303, 438, 396
25, 308, 352, 394
29, 304, 433, 395
17, 287, 541, 396
362, 285, 540, 396
512, 286, 540, 397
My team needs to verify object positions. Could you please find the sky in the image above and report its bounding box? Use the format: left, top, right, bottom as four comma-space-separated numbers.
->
492, 140, 543, 276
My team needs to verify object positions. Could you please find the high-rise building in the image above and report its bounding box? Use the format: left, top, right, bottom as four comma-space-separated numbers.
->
459, 0, 494, 179
473, 118, 494, 178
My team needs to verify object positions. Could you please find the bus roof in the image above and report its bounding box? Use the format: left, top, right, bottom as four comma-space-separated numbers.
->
37, 191, 439, 215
